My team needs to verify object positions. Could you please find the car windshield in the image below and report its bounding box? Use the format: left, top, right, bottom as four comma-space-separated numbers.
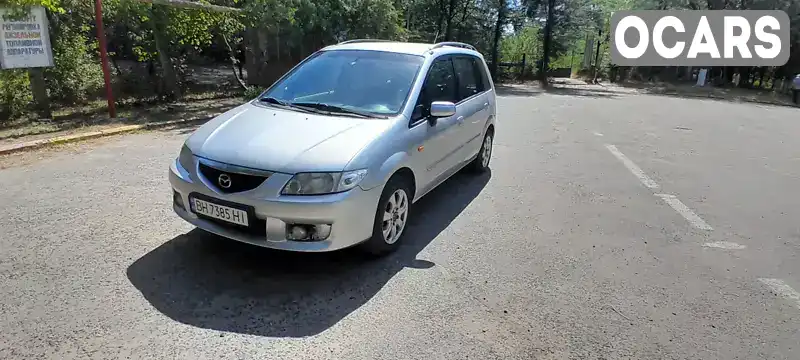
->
261, 50, 424, 116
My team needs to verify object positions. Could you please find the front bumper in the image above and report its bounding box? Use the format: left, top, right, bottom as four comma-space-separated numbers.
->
169, 157, 381, 252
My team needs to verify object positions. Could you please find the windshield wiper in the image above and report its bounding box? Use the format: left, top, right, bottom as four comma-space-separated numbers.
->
259, 96, 301, 108
291, 102, 386, 119
258, 97, 315, 113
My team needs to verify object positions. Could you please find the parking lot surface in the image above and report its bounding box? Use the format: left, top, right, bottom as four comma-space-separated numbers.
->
1, 88, 799, 359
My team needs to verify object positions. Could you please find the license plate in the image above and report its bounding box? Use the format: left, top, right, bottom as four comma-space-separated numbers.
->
190, 197, 249, 226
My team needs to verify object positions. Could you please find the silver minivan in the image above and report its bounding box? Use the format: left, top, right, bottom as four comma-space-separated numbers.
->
169, 40, 497, 255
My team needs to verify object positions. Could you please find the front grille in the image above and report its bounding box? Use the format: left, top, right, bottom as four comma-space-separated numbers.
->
198, 162, 269, 193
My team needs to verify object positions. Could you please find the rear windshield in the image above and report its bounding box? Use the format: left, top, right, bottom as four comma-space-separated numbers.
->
263, 50, 425, 116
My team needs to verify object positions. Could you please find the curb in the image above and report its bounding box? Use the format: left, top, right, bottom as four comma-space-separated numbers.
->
0, 113, 221, 156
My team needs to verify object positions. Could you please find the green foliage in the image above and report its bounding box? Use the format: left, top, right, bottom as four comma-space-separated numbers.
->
45, 26, 104, 103
111, 0, 157, 62
0, 0, 64, 13
0, 70, 32, 122
339, 0, 405, 39
522, 0, 603, 66
242, 86, 265, 100
501, 25, 540, 64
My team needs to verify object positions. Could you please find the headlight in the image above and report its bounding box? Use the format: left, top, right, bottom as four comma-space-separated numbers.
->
178, 144, 193, 171
281, 169, 368, 195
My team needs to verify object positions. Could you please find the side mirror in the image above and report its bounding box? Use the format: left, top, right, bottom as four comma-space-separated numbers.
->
429, 101, 456, 118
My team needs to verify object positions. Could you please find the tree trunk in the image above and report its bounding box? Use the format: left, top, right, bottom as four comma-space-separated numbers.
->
275, 28, 281, 62
456, 0, 470, 39
244, 27, 270, 87
221, 33, 249, 91
489, 0, 506, 79
434, 0, 446, 42
592, 28, 602, 83
405, 0, 413, 30
738, 67, 752, 88
539, 0, 555, 86
28, 68, 51, 119
723, 67, 734, 84
444, 0, 457, 41
594, 50, 605, 83
150, 6, 181, 100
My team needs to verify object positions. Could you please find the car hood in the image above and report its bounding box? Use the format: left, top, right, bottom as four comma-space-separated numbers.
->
185, 102, 390, 173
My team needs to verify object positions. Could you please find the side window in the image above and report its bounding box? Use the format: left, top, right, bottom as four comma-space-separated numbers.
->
453, 57, 482, 101
412, 57, 457, 121
474, 58, 491, 91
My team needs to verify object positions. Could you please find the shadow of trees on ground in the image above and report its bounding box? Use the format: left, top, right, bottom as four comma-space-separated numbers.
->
612, 81, 797, 108
127, 169, 491, 337
495, 83, 621, 98
496, 80, 798, 108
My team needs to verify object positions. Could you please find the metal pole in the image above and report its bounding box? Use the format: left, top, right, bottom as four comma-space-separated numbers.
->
94, 0, 116, 118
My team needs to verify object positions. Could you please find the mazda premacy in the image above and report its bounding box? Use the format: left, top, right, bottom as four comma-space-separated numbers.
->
169, 40, 497, 255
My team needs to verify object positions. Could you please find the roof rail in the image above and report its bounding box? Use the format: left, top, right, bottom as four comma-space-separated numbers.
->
337, 39, 394, 45
429, 41, 477, 51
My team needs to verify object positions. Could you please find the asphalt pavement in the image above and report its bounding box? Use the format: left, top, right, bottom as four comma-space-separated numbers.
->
1, 86, 799, 359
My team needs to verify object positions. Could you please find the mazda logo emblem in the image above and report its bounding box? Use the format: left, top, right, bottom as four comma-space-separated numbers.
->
218, 173, 232, 189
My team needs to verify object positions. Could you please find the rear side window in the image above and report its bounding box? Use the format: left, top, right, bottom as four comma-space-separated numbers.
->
412, 57, 457, 121
474, 57, 491, 90
453, 56, 483, 101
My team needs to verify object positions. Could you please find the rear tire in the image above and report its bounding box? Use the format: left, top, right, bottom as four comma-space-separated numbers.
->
468, 129, 493, 173
360, 176, 412, 256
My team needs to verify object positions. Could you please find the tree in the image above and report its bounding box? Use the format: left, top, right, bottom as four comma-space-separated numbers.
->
489, 0, 507, 78
522, 0, 601, 83
539, 0, 554, 85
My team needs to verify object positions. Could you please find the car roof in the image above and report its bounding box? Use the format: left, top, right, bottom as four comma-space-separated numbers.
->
321, 40, 483, 58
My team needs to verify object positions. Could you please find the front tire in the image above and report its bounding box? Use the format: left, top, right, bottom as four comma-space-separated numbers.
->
469, 129, 493, 173
360, 177, 412, 256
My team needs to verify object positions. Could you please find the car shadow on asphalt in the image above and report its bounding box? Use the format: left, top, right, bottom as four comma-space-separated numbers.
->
126, 169, 491, 338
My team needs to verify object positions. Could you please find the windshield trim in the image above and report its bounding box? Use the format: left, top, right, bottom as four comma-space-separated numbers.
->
251, 49, 426, 118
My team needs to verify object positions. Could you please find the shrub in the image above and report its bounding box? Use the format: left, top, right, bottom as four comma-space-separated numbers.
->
242, 86, 266, 100
45, 29, 104, 104
0, 70, 33, 123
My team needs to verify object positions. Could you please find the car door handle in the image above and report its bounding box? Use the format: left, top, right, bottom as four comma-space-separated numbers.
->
456, 116, 465, 125
483, 102, 489, 109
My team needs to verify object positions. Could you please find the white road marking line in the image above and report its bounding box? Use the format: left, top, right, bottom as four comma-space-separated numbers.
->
759, 278, 800, 309
655, 194, 713, 231
604, 144, 660, 189
702, 241, 746, 250
603, 144, 718, 234
593, 132, 604, 137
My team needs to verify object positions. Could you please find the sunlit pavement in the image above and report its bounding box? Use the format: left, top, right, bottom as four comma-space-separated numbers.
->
2, 90, 799, 359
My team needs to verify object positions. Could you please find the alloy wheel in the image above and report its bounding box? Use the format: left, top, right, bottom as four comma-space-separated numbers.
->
481, 133, 493, 168
382, 189, 409, 244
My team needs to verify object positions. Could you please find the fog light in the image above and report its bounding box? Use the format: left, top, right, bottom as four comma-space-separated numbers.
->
311, 224, 332, 240
288, 225, 308, 240
286, 223, 332, 241
173, 191, 185, 210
